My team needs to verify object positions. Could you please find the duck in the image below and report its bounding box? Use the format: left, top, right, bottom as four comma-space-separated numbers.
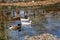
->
21, 17, 29, 22
21, 21, 32, 26
9, 24, 21, 31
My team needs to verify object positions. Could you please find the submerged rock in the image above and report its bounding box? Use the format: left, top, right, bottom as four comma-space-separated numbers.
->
25, 33, 58, 40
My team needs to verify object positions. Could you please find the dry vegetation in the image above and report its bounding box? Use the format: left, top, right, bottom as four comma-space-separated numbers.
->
25, 33, 58, 40
0, 0, 60, 7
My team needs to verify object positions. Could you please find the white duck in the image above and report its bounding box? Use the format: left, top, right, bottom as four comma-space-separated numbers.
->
21, 17, 29, 22
21, 21, 32, 26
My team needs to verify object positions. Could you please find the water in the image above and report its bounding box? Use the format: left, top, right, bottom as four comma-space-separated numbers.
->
45, 14, 60, 37
7, 12, 60, 40
8, 23, 37, 40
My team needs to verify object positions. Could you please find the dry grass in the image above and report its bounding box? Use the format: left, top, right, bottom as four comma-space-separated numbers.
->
25, 33, 58, 40
0, 0, 60, 6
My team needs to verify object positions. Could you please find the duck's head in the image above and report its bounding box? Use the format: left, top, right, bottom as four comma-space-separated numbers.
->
18, 24, 21, 26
